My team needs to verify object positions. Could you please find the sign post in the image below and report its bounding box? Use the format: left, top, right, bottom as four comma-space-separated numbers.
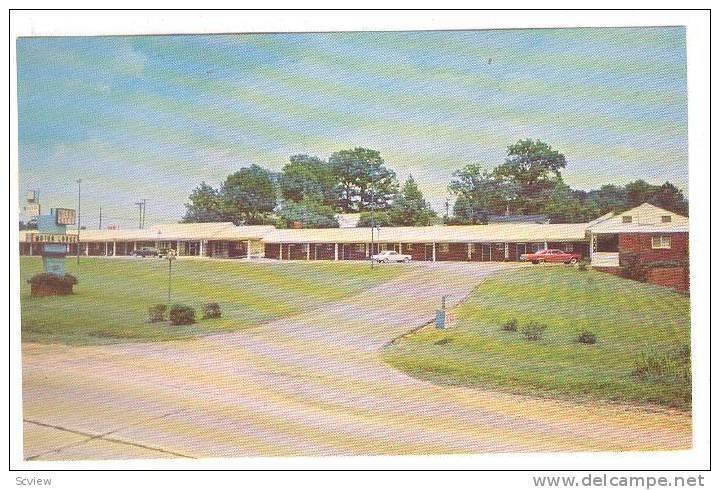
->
37, 208, 76, 276
29, 207, 78, 296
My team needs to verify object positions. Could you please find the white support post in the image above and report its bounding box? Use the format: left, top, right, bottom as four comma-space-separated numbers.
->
334, 243, 339, 261
280, 244, 283, 260
398, 243, 402, 254
28, 242, 33, 256
468, 243, 472, 260
306, 243, 310, 260
112, 241, 116, 256
247, 240, 251, 259
432, 242, 436, 262
199, 240, 205, 257
489, 244, 492, 261
504, 242, 509, 260
544, 241, 548, 250
85, 243, 89, 256
105, 242, 109, 256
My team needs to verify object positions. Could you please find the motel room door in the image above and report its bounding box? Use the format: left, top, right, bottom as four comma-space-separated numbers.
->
480, 244, 492, 261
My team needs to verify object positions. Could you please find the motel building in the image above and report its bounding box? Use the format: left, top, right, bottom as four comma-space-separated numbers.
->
19, 203, 689, 290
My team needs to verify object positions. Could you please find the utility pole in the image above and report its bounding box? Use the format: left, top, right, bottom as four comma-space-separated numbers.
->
141, 199, 147, 229
445, 197, 450, 221
76, 179, 82, 266
135, 200, 147, 229
98, 204, 102, 230
370, 186, 375, 269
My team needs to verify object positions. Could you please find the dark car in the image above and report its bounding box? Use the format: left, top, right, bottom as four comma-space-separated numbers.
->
132, 246, 160, 258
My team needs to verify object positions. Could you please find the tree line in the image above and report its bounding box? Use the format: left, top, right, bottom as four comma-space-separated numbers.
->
181, 141, 688, 228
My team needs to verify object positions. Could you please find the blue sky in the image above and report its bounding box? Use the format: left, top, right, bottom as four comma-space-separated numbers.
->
17, 28, 687, 228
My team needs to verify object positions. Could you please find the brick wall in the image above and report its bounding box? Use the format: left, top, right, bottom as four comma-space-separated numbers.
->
646, 267, 689, 292
618, 232, 688, 262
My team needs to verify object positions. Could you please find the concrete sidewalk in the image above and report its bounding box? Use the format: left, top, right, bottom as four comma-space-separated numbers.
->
22, 262, 691, 460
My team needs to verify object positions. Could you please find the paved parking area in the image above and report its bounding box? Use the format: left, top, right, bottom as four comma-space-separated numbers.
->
22, 262, 691, 459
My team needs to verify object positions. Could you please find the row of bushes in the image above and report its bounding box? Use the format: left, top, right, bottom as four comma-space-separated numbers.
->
148, 302, 222, 325
501, 318, 596, 344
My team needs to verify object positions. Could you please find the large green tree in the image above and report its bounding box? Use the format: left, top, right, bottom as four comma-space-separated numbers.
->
221, 164, 277, 224
276, 198, 339, 229
279, 154, 338, 207
329, 148, 398, 212
448, 164, 520, 223
493, 139, 566, 213
387, 175, 437, 226
181, 182, 226, 223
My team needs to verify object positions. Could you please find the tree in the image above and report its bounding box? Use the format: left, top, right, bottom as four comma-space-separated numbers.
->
448, 164, 520, 223
279, 154, 338, 207
221, 165, 277, 224
493, 139, 566, 213
356, 211, 392, 228
651, 181, 688, 215
585, 184, 628, 216
329, 148, 398, 212
387, 175, 437, 226
276, 199, 339, 229
181, 182, 226, 223
543, 181, 595, 223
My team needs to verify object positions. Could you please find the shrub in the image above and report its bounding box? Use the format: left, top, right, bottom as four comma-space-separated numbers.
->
27, 273, 78, 287
148, 304, 167, 323
202, 302, 222, 319
633, 345, 691, 383
500, 318, 518, 332
169, 304, 196, 325
521, 322, 547, 341
620, 252, 648, 282
577, 260, 589, 272
577, 330, 597, 344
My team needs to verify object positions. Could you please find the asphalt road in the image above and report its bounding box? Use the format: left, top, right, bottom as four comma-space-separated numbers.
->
22, 262, 691, 460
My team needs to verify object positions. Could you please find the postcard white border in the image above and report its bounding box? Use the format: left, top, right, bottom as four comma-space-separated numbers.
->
5, 7, 712, 484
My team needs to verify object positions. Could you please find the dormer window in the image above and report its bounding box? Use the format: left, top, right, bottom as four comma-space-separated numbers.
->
622, 216, 632, 223
661, 215, 672, 223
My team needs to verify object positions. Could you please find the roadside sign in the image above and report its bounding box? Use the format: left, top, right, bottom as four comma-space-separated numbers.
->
55, 208, 76, 225
30, 233, 78, 243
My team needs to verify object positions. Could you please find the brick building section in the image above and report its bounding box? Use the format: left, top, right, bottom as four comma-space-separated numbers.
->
595, 232, 689, 292
618, 232, 689, 263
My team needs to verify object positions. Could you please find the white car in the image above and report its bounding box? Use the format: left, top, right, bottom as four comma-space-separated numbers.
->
371, 250, 412, 263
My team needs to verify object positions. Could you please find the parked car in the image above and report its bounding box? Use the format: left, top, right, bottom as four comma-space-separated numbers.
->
371, 250, 412, 263
132, 246, 160, 258
520, 249, 582, 264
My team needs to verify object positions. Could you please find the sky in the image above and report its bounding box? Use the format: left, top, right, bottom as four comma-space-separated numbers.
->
17, 28, 688, 229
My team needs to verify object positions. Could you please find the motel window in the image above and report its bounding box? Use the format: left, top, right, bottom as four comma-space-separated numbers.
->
622, 216, 632, 223
404, 244, 413, 251
661, 215, 672, 223
439, 243, 450, 253
651, 236, 671, 249
563, 243, 574, 252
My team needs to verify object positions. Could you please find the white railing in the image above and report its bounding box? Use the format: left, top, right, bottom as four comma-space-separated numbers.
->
591, 252, 620, 267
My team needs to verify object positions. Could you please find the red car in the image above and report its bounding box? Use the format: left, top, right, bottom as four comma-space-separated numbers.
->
520, 249, 582, 264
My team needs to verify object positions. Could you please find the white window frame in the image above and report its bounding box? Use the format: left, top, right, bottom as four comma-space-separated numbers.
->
661, 215, 672, 223
622, 215, 633, 223
651, 235, 671, 249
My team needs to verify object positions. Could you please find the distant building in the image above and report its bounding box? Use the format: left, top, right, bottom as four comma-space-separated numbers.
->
18, 203, 690, 292
335, 213, 362, 228
485, 214, 549, 224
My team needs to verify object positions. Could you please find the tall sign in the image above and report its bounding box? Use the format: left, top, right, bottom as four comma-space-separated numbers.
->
24, 190, 41, 222
37, 208, 77, 276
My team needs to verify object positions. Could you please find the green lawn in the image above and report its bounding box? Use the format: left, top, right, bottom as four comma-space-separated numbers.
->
382, 267, 691, 409
21, 257, 407, 345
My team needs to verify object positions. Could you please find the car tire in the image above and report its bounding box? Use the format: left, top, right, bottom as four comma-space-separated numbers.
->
403, 258, 410, 263
570, 258, 578, 264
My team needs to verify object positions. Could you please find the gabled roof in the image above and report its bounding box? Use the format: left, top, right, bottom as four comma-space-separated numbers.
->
587, 203, 688, 233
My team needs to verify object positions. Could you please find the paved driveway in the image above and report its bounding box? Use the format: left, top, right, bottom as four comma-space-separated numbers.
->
22, 262, 691, 460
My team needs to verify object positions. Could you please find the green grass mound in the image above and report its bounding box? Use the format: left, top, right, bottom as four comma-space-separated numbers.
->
21, 257, 408, 345
382, 267, 691, 409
